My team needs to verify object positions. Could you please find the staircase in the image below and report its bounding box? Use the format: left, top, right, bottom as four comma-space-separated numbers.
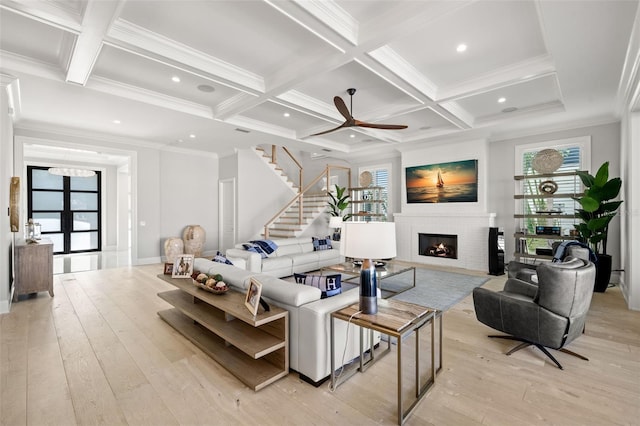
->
255, 146, 299, 192
263, 192, 327, 238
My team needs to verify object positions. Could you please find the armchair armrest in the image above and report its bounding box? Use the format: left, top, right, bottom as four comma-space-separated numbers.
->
503, 278, 538, 299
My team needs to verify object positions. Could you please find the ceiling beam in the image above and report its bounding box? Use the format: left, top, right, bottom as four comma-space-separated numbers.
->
65, 0, 125, 85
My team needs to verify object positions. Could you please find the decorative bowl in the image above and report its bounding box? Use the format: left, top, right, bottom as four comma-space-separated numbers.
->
194, 281, 229, 294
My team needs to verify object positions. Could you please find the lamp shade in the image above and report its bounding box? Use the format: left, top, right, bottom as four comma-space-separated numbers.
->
340, 222, 396, 259
329, 216, 343, 228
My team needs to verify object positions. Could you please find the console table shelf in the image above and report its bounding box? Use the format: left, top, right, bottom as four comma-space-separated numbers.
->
156, 274, 288, 391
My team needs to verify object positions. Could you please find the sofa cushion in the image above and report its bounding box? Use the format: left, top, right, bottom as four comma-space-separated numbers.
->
291, 251, 319, 266
261, 256, 293, 272
255, 274, 321, 306
276, 244, 303, 256
312, 236, 332, 251
294, 273, 342, 298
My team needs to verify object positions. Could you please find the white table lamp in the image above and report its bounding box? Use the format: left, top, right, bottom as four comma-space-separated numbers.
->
340, 222, 397, 314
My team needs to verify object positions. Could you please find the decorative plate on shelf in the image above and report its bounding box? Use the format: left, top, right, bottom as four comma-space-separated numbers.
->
538, 180, 558, 194
532, 149, 564, 174
359, 171, 372, 187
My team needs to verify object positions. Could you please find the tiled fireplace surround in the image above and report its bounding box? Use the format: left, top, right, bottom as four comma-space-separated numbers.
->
394, 213, 496, 272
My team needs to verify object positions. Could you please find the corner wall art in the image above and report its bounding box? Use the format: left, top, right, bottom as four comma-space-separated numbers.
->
406, 159, 478, 203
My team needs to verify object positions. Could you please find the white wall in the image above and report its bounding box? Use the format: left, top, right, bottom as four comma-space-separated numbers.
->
0, 76, 17, 313
236, 148, 297, 242
159, 150, 218, 258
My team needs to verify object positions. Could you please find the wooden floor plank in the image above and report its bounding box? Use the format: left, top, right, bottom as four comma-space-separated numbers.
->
1, 263, 639, 425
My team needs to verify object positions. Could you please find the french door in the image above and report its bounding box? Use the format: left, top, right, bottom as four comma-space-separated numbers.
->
27, 166, 102, 254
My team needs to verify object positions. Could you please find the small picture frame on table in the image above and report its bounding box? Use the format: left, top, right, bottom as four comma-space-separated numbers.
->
172, 254, 194, 278
245, 277, 263, 316
163, 262, 174, 275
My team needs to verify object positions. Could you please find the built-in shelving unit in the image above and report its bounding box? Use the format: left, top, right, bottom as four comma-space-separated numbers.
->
349, 186, 385, 221
513, 170, 584, 262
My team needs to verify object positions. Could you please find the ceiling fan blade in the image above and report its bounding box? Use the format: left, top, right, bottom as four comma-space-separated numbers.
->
355, 120, 408, 130
309, 121, 351, 136
334, 96, 354, 121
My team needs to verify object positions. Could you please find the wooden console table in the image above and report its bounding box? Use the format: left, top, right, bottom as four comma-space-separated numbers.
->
13, 239, 53, 302
331, 299, 436, 425
155, 274, 288, 391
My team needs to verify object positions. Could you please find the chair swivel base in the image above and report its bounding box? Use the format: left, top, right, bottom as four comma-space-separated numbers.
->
488, 335, 589, 370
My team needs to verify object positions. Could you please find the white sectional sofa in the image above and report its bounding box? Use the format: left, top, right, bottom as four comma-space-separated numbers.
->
193, 257, 377, 385
225, 237, 343, 278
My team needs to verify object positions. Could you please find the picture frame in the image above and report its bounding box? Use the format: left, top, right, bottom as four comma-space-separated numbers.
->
245, 277, 263, 316
164, 262, 174, 275
172, 254, 194, 278
405, 159, 478, 203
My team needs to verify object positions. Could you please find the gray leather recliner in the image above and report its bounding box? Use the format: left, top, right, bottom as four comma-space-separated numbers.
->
473, 257, 596, 369
507, 243, 591, 285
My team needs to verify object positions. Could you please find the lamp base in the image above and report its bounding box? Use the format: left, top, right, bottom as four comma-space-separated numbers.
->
359, 258, 378, 314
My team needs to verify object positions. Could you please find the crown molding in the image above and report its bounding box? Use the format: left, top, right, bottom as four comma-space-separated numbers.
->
224, 116, 297, 140
0, 50, 66, 81
436, 55, 557, 102
87, 76, 214, 119
277, 90, 343, 121
368, 46, 438, 100
108, 19, 265, 94
617, 6, 640, 113
0, 0, 82, 34
292, 0, 358, 45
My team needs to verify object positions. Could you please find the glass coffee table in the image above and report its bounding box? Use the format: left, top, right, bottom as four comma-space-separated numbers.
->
321, 261, 416, 296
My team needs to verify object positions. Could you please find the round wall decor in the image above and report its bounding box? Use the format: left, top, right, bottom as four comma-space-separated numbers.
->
359, 171, 372, 187
532, 149, 564, 174
538, 180, 558, 194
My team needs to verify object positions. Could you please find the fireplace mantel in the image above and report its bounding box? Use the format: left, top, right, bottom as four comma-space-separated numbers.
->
394, 212, 496, 271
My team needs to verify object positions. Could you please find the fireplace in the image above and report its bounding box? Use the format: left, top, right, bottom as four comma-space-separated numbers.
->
419, 233, 458, 259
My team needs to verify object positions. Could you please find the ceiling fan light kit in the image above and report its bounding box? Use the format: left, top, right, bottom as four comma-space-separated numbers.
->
311, 88, 408, 137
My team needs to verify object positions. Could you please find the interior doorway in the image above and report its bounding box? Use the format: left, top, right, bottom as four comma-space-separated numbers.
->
27, 166, 102, 254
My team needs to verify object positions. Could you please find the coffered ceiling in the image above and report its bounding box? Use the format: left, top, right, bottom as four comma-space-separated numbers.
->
1, 0, 637, 159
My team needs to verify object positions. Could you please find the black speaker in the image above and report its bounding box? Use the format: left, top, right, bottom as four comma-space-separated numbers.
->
488, 227, 505, 275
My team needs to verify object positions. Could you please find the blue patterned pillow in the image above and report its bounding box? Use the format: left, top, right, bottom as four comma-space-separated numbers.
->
243, 243, 268, 258
213, 251, 233, 265
312, 236, 332, 251
294, 273, 341, 298
249, 239, 278, 255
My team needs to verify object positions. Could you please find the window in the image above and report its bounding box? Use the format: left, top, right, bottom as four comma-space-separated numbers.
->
358, 164, 391, 220
514, 137, 590, 255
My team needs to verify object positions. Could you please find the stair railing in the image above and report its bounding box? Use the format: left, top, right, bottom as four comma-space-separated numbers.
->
263, 165, 351, 239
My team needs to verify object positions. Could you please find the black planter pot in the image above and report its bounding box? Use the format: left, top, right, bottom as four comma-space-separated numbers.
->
594, 254, 612, 292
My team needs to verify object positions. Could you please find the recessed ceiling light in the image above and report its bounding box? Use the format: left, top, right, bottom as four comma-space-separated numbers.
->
456, 44, 467, 53
350, 134, 356, 138
498, 97, 506, 103
176, 139, 184, 143
189, 134, 196, 138
197, 84, 215, 92
172, 76, 181, 83
283, 112, 290, 118
112, 119, 121, 124
502, 107, 518, 113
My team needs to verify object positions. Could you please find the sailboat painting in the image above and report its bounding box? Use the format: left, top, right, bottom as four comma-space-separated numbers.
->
406, 159, 478, 203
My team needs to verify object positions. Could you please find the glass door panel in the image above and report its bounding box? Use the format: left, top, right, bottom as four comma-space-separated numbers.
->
28, 166, 101, 254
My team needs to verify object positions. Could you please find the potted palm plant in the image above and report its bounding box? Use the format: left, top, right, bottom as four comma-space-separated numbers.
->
327, 184, 351, 240
574, 161, 623, 292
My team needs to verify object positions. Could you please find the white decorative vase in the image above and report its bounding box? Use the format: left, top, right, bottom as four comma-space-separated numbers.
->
164, 238, 184, 263
183, 225, 206, 257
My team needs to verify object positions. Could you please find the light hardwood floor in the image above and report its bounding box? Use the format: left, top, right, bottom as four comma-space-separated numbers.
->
2, 264, 639, 425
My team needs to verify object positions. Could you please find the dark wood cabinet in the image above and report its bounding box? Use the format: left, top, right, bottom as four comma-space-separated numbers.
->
13, 239, 53, 302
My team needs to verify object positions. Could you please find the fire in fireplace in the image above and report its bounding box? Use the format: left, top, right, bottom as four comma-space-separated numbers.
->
419, 233, 458, 259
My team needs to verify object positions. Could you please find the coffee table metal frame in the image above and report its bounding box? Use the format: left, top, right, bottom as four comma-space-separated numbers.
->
330, 299, 437, 425
321, 261, 416, 295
